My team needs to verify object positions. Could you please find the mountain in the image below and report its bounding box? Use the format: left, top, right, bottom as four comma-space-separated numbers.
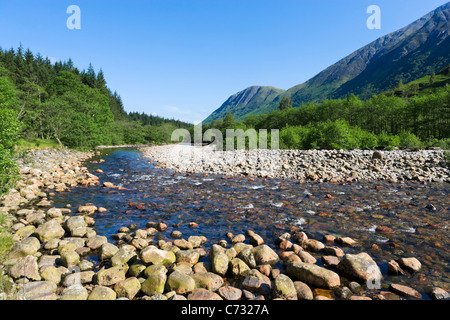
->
203, 86, 285, 123
204, 2, 450, 123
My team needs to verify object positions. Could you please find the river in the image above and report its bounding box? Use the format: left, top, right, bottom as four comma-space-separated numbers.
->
51, 148, 450, 296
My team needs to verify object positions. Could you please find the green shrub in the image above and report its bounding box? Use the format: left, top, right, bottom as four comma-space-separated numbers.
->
377, 132, 400, 150
398, 131, 423, 149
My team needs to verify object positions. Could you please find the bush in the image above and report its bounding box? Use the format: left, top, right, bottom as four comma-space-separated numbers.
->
398, 131, 423, 149
377, 132, 400, 150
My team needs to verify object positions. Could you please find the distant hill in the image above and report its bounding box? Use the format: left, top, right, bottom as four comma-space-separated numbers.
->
203, 86, 285, 123
204, 2, 450, 123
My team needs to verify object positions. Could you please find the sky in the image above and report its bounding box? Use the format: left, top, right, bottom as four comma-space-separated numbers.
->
0, 0, 448, 124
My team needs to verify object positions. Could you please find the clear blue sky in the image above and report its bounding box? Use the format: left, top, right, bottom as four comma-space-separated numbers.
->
0, 0, 448, 124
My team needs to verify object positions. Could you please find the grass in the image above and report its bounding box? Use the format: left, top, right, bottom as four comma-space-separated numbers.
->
0, 213, 13, 297
14, 138, 61, 152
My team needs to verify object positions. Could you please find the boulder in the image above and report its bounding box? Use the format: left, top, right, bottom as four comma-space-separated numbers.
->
8, 255, 41, 280
20, 281, 57, 300
252, 245, 279, 266
95, 266, 127, 286
166, 270, 195, 294
286, 262, 340, 289
35, 219, 65, 242
396, 257, 421, 272
218, 286, 243, 300
229, 258, 251, 277
140, 246, 176, 266
88, 286, 117, 300
188, 288, 223, 300
211, 252, 229, 276
59, 285, 88, 300
336, 253, 382, 285
293, 281, 314, 300
389, 283, 422, 299
272, 274, 297, 300
114, 277, 141, 300
191, 272, 224, 291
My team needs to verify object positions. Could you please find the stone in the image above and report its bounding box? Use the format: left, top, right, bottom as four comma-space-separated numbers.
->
40, 266, 61, 284
396, 257, 422, 272
430, 287, 450, 300
231, 234, 246, 243
85, 235, 108, 250
166, 270, 195, 294
389, 283, 422, 299
320, 246, 345, 258
35, 219, 65, 242
65, 216, 87, 237
142, 271, 167, 296
8, 255, 41, 280
95, 266, 127, 286
111, 247, 137, 267
286, 262, 340, 289
12, 225, 36, 241
302, 239, 325, 252
252, 245, 280, 266
218, 286, 243, 300
336, 237, 357, 246
140, 246, 176, 266
334, 286, 353, 299
321, 255, 340, 267
99, 242, 119, 261
293, 281, 314, 300
59, 285, 88, 300
63, 271, 95, 287
114, 277, 141, 300
187, 288, 223, 300
372, 151, 384, 161
187, 236, 203, 248
211, 252, 229, 276
191, 272, 224, 291
193, 262, 211, 274
77, 205, 97, 215
175, 249, 200, 265
8, 237, 41, 261
229, 258, 251, 277
88, 286, 117, 300
241, 269, 272, 295
236, 248, 256, 268
387, 260, 406, 276
174, 239, 193, 250
20, 281, 57, 300
246, 230, 264, 246
273, 274, 297, 300
336, 253, 382, 284
60, 250, 80, 268
297, 250, 317, 264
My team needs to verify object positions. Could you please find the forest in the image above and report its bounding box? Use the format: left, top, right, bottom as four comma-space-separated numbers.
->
0, 45, 191, 194
202, 66, 450, 151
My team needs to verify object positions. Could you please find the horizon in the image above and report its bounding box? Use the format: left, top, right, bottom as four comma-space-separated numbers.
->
0, 0, 448, 124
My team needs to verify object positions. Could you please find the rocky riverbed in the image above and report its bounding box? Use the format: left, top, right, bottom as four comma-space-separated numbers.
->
0, 147, 448, 300
139, 144, 450, 183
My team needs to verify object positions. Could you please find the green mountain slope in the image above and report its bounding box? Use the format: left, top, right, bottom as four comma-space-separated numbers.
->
204, 2, 450, 123
203, 86, 285, 123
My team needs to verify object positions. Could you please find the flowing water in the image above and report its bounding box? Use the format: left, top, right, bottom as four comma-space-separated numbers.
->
52, 148, 450, 297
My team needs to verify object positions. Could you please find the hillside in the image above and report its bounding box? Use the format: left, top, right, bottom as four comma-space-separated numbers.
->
204, 2, 450, 123
203, 86, 285, 123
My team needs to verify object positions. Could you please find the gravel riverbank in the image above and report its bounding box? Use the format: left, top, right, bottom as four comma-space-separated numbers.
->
139, 144, 450, 183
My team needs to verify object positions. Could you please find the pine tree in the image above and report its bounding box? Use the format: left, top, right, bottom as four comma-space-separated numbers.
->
279, 96, 292, 110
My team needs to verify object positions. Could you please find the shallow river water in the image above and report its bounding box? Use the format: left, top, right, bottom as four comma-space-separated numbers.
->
52, 148, 449, 297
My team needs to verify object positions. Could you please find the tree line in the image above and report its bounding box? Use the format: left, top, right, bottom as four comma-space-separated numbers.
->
202, 66, 450, 150
0, 45, 192, 194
